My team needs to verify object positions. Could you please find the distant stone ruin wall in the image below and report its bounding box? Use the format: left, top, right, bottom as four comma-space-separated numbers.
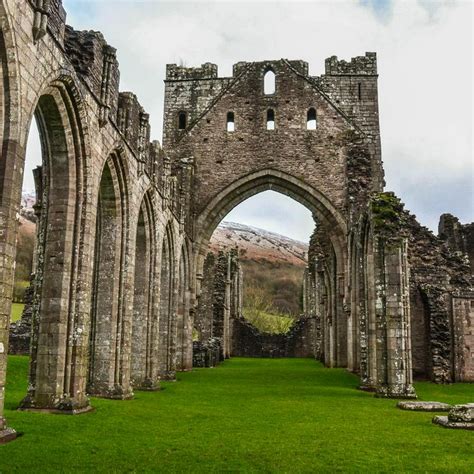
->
452, 294, 474, 382
193, 249, 242, 365
439, 214, 474, 274
193, 249, 316, 360
231, 317, 317, 358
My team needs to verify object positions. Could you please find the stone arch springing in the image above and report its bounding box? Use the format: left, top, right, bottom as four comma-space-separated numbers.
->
88, 152, 131, 399
176, 239, 193, 371
130, 191, 159, 389
158, 222, 176, 380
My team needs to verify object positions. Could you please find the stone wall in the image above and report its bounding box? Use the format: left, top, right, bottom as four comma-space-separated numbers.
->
439, 214, 474, 273
231, 317, 317, 358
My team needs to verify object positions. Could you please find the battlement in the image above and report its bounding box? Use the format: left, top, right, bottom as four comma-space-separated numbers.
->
325, 52, 377, 75
166, 63, 218, 80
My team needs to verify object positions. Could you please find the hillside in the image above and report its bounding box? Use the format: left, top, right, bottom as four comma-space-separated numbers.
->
210, 221, 308, 266
210, 222, 309, 322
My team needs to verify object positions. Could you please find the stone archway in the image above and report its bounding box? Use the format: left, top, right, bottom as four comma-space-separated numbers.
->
193, 168, 349, 366
16, 80, 92, 414
176, 240, 193, 371
195, 168, 347, 274
130, 191, 160, 390
88, 153, 132, 400
158, 223, 176, 380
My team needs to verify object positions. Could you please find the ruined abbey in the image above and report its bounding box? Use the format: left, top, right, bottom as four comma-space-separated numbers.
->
0, 1, 473, 443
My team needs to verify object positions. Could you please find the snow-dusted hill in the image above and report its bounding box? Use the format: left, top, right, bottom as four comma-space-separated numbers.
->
210, 221, 308, 266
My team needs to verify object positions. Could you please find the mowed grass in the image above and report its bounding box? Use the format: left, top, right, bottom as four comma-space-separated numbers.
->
1, 356, 473, 473
10, 303, 24, 322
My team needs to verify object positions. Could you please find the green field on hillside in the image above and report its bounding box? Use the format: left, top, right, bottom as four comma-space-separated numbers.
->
10, 303, 24, 322
242, 308, 294, 334
1, 356, 473, 472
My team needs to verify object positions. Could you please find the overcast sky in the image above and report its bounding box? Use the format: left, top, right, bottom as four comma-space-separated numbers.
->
24, 0, 473, 242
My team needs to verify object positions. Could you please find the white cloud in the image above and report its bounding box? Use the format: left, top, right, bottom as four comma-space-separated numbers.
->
225, 191, 314, 242
24, 0, 473, 239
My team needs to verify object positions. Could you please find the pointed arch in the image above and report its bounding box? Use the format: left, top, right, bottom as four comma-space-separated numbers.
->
195, 169, 347, 272
176, 239, 193, 371
158, 222, 177, 380
15, 74, 93, 413
88, 151, 132, 399
263, 68, 276, 95
130, 190, 159, 389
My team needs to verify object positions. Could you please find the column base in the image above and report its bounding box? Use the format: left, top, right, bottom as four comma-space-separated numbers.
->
160, 371, 176, 382
18, 394, 94, 415
0, 427, 17, 444
18, 405, 95, 415
134, 378, 161, 391
375, 383, 417, 399
89, 387, 134, 400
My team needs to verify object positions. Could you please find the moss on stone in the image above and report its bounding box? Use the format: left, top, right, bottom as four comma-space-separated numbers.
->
371, 192, 406, 234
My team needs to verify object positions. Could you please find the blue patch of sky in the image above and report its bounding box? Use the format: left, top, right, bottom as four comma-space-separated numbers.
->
359, 0, 393, 20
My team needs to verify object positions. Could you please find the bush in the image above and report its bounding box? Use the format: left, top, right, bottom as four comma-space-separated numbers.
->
242, 285, 294, 334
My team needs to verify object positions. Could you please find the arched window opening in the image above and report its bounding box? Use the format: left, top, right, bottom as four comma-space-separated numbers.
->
89, 159, 125, 394
130, 204, 152, 388
266, 109, 275, 130
158, 225, 175, 380
178, 112, 186, 130
226, 112, 235, 132
358, 82, 362, 101
307, 108, 317, 130
264, 69, 276, 95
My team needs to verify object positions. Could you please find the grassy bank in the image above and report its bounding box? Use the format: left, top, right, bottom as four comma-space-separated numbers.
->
1, 356, 473, 472
10, 303, 25, 322
242, 308, 294, 333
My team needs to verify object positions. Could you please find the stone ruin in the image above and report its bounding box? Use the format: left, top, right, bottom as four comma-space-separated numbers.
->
0, 0, 472, 442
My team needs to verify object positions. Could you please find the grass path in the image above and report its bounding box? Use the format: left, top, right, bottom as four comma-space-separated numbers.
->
1, 356, 473, 472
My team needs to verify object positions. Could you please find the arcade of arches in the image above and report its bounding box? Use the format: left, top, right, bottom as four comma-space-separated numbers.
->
0, 0, 473, 442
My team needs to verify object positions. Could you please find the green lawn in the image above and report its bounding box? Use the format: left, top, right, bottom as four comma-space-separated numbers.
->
10, 303, 24, 322
1, 356, 473, 472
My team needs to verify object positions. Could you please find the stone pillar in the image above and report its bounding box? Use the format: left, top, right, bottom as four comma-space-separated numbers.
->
212, 251, 227, 360
359, 237, 378, 391
374, 237, 416, 399
0, 194, 19, 442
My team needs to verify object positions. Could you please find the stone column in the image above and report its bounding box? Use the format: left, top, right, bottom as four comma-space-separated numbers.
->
374, 237, 416, 398
0, 132, 25, 442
